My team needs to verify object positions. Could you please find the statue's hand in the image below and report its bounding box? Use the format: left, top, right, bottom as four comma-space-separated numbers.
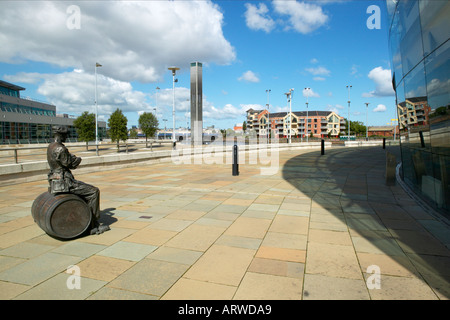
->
71, 156, 82, 168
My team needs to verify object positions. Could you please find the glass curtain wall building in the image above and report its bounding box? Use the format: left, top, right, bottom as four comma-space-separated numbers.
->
386, 0, 450, 218
0, 80, 107, 144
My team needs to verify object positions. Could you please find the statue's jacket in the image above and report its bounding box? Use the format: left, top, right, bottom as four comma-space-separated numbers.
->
47, 141, 82, 194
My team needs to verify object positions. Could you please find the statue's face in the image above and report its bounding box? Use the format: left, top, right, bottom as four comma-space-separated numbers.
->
56, 133, 67, 142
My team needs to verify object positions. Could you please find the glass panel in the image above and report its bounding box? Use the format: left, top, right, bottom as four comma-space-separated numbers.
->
399, 0, 424, 75
389, 9, 404, 85
419, 0, 450, 56
401, 62, 429, 150
30, 123, 37, 141
425, 40, 450, 156
386, 0, 399, 27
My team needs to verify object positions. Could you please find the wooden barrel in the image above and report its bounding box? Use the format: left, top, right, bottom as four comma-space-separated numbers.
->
31, 192, 92, 240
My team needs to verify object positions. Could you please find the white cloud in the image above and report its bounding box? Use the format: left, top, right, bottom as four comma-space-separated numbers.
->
244, 3, 275, 33
204, 103, 250, 120
373, 104, 387, 112
305, 66, 331, 77
310, 58, 319, 64
274, 106, 289, 112
363, 67, 395, 97
241, 104, 265, 112
273, 0, 329, 34
244, 1, 330, 34
0, 1, 235, 83
303, 88, 320, 98
326, 104, 344, 115
238, 70, 260, 83
151, 87, 191, 113
5, 71, 151, 117
313, 77, 326, 81
350, 64, 361, 77
427, 78, 450, 96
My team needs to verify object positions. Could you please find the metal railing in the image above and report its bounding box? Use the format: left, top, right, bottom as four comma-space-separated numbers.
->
0, 140, 173, 165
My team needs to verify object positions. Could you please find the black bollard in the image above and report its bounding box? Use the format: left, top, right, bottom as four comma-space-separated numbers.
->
383, 138, 386, 149
419, 131, 425, 148
232, 144, 239, 176
321, 139, 325, 155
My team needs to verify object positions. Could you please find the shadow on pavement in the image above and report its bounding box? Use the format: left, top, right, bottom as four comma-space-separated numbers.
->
281, 146, 450, 298
98, 207, 118, 227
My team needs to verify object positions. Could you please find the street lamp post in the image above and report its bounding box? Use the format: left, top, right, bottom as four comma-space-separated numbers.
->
95, 62, 102, 156
290, 89, 294, 143
168, 67, 180, 148
284, 89, 294, 144
305, 87, 310, 143
365, 102, 370, 141
163, 119, 167, 140
284, 92, 290, 144
266, 89, 271, 143
346, 85, 352, 142
155, 86, 160, 118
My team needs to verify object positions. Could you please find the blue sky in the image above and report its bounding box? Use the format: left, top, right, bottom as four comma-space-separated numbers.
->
0, 0, 397, 130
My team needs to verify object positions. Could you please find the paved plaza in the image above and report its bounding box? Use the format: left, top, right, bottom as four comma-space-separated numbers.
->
0, 146, 449, 300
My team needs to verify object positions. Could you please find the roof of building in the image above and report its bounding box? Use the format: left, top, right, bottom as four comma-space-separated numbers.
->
259, 110, 337, 118
406, 96, 427, 103
368, 126, 395, 131
269, 112, 288, 118
0, 80, 25, 92
246, 108, 263, 114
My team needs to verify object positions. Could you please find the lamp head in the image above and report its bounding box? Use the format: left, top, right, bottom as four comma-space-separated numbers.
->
168, 67, 180, 76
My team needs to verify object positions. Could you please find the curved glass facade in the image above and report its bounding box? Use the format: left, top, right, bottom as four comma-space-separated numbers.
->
387, 0, 450, 218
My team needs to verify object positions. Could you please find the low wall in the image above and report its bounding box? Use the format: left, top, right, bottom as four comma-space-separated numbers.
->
0, 140, 331, 185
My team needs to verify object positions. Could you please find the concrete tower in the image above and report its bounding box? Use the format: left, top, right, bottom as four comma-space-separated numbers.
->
190, 62, 203, 146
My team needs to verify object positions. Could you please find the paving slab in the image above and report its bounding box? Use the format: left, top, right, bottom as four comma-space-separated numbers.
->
184, 245, 255, 286
233, 272, 303, 300
87, 287, 158, 300
365, 274, 439, 300
76, 255, 136, 282
146, 246, 203, 266
0, 252, 83, 286
305, 242, 362, 279
96, 241, 157, 261
161, 278, 237, 300
14, 273, 106, 300
108, 259, 189, 297
303, 274, 370, 300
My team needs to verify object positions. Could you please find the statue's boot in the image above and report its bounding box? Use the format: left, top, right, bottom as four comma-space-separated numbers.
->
90, 224, 110, 235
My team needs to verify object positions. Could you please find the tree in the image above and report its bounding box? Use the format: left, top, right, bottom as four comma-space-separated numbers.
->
342, 118, 366, 136
352, 121, 366, 136
138, 112, 159, 147
108, 108, 128, 151
73, 111, 95, 151
129, 128, 138, 139
242, 121, 247, 133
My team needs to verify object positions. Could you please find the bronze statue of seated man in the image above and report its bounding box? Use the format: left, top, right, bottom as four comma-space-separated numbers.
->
47, 126, 109, 235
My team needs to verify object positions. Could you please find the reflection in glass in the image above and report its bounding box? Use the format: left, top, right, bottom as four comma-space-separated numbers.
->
388, 0, 450, 217
419, 0, 450, 56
